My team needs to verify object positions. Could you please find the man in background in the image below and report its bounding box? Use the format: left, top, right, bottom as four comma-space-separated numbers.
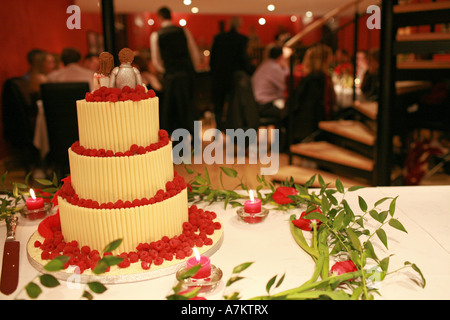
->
150, 6, 201, 136
47, 47, 94, 91
209, 16, 255, 132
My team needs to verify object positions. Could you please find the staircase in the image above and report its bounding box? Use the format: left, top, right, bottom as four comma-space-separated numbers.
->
272, 0, 450, 187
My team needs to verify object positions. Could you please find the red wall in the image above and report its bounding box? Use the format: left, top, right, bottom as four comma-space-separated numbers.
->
0, 0, 102, 157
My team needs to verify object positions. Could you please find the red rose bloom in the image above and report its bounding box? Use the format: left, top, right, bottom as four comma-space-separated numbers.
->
292, 207, 322, 231
272, 186, 298, 205
330, 260, 358, 277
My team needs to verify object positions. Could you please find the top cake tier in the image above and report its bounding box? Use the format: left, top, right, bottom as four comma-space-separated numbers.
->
77, 96, 159, 153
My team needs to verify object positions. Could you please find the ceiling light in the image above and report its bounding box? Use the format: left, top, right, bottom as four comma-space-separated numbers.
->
305, 11, 313, 18
258, 18, 266, 25
183, 0, 191, 5
191, 7, 199, 13
147, 19, 154, 26
267, 4, 275, 12
179, 19, 187, 26
290, 15, 297, 22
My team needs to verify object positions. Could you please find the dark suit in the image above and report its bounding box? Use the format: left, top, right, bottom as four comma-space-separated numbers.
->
210, 29, 255, 131
158, 25, 197, 136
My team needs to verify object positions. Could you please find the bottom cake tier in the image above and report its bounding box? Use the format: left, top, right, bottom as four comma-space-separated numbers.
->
28, 203, 224, 283
58, 189, 188, 254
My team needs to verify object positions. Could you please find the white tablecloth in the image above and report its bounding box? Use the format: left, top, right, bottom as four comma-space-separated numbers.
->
1, 185, 449, 300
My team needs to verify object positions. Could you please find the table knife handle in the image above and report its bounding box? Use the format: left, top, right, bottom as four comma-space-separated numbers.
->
5, 215, 18, 241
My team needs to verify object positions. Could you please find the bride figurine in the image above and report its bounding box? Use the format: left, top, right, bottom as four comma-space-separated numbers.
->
109, 48, 144, 89
93, 51, 114, 90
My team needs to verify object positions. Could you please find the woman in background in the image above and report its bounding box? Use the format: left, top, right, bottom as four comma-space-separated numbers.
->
288, 43, 336, 142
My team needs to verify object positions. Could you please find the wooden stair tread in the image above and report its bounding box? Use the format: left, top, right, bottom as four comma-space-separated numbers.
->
352, 101, 377, 120
397, 60, 450, 69
290, 141, 374, 172
319, 120, 375, 146
394, 1, 450, 13
396, 32, 450, 42
271, 165, 369, 188
395, 80, 432, 94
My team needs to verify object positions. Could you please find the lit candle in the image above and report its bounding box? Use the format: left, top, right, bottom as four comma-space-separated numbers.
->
26, 189, 44, 210
244, 190, 261, 213
25, 188, 46, 220
186, 247, 211, 279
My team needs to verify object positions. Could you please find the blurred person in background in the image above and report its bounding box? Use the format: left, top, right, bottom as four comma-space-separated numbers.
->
47, 47, 94, 91
209, 16, 255, 132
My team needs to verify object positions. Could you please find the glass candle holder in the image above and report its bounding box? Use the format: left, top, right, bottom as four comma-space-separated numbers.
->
236, 207, 269, 224
176, 264, 223, 294
20, 202, 52, 221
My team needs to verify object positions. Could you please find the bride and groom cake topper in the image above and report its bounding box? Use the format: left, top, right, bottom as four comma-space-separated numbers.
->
93, 48, 145, 91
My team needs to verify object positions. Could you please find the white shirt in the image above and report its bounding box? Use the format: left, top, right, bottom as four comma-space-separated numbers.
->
47, 63, 94, 91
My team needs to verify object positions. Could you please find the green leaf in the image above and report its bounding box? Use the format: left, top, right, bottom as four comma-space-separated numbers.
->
364, 241, 378, 261
44, 256, 69, 272
34, 178, 54, 186
177, 264, 202, 280
333, 211, 345, 231
276, 273, 286, 288
180, 287, 201, 299
226, 276, 244, 287
389, 218, 408, 233
348, 185, 365, 192
342, 200, 354, 221
358, 196, 368, 212
220, 167, 237, 178
184, 166, 194, 174
93, 256, 123, 274
194, 175, 207, 185
374, 197, 392, 207
39, 274, 60, 288
304, 174, 316, 188
405, 261, 426, 288
335, 178, 344, 193
346, 228, 362, 251
232, 262, 253, 274
102, 239, 123, 253
25, 282, 42, 299
318, 174, 325, 188
266, 275, 277, 294
304, 210, 327, 223
88, 281, 108, 294
380, 256, 390, 273
369, 209, 380, 222
82, 290, 94, 300
376, 228, 388, 249
389, 197, 398, 216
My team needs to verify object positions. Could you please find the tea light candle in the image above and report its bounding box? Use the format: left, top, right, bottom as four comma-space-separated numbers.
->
244, 190, 261, 213
186, 247, 211, 279
26, 189, 44, 210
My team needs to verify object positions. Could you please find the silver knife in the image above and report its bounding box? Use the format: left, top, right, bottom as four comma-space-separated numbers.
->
0, 215, 19, 295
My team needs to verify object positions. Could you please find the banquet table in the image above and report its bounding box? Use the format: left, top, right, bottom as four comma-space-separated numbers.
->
1, 185, 449, 300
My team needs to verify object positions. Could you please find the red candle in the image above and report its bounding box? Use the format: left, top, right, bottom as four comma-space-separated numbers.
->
25, 189, 46, 220
26, 189, 44, 210
186, 247, 211, 279
244, 190, 261, 213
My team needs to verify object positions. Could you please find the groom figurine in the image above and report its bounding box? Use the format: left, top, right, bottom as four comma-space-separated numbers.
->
109, 48, 144, 89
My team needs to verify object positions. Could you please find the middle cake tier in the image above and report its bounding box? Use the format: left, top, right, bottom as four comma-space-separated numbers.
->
69, 141, 174, 203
